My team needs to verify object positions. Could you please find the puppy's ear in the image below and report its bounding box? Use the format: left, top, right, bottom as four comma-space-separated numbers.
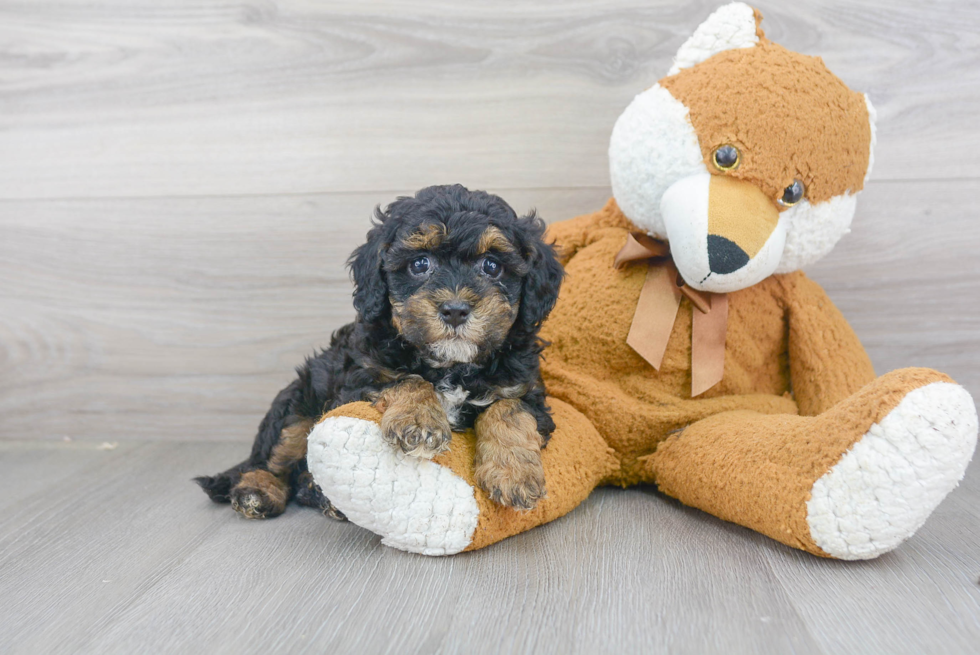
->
348, 212, 390, 323
516, 212, 564, 334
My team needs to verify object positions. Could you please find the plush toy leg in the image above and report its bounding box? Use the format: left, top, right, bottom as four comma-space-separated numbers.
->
645, 368, 978, 559
306, 399, 618, 555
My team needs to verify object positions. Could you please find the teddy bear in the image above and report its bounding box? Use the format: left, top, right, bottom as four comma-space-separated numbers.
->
305, 3, 978, 558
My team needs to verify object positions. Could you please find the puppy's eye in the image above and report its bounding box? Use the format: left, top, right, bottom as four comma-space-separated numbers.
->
777, 180, 806, 207
408, 256, 431, 276
712, 145, 740, 171
481, 256, 503, 279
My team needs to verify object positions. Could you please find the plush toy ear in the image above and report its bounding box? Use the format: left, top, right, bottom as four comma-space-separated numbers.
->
515, 213, 565, 335
348, 215, 390, 324
667, 2, 763, 76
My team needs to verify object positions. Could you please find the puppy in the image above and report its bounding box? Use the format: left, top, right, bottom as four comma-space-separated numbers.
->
195, 184, 564, 519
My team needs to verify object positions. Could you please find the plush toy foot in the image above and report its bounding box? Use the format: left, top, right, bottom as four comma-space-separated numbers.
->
806, 382, 977, 559
647, 369, 977, 559
307, 400, 619, 555
307, 413, 480, 555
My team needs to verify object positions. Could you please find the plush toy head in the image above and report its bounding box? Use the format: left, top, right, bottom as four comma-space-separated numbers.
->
609, 2, 876, 293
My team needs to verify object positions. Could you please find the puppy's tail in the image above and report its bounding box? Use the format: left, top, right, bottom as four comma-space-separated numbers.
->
193, 462, 247, 503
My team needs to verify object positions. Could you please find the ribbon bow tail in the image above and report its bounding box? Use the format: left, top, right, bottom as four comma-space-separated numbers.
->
615, 232, 728, 397
690, 292, 728, 397
625, 263, 683, 372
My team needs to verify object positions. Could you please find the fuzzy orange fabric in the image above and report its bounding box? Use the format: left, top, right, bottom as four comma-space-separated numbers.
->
538, 199, 876, 486
646, 367, 953, 556
660, 37, 871, 204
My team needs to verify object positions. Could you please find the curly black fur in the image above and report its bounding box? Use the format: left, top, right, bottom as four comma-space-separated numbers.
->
195, 184, 564, 518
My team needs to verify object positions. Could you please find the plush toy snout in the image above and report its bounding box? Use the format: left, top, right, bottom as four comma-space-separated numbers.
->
661, 173, 787, 292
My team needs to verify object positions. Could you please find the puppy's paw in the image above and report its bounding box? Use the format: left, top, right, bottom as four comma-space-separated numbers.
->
475, 448, 547, 511
229, 470, 288, 519
381, 406, 452, 459
294, 471, 348, 521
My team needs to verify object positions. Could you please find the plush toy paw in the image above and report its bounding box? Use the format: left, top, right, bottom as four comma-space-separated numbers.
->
475, 449, 547, 511
378, 400, 452, 460
806, 382, 978, 560
307, 415, 479, 555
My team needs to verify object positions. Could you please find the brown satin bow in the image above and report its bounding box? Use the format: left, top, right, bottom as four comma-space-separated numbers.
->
614, 232, 728, 397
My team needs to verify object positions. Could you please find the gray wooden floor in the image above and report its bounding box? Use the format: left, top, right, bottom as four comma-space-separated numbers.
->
2, 1, 980, 653
1, 439, 978, 654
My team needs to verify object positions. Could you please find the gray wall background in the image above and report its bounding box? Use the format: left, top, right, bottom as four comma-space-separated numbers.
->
2, 0, 978, 442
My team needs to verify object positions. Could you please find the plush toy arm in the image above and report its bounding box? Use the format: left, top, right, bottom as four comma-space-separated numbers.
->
782, 272, 876, 416
545, 199, 631, 265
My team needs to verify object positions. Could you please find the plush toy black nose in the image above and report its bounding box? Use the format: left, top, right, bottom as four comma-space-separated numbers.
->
439, 301, 471, 327
707, 235, 750, 275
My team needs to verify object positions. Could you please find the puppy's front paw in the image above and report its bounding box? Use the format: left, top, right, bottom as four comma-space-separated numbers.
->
475, 448, 547, 511
380, 405, 452, 459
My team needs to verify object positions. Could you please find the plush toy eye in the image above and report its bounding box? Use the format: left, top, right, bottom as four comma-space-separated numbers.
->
778, 180, 806, 207
481, 256, 503, 279
712, 145, 740, 171
409, 256, 431, 276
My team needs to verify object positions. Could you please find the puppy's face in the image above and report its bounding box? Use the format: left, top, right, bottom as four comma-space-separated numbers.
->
349, 185, 563, 366
386, 222, 523, 365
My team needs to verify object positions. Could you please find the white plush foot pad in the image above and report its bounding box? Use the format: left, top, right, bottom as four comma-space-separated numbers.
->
307, 416, 479, 556
807, 382, 978, 560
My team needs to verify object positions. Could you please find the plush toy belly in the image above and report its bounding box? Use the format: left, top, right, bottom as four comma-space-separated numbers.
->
541, 227, 790, 400
539, 226, 798, 483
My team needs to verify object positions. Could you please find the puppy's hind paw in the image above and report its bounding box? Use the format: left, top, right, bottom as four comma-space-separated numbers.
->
229, 470, 288, 519
294, 471, 348, 521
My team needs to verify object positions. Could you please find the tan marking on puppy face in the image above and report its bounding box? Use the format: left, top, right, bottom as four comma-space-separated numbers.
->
477, 226, 516, 255
391, 286, 518, 364
660, 40, 872, 205
403, 223, 446, 250
268, 418, 315, 477
474, 399, 546, 510
390, 300, 404, 332
466, 288, 518, 351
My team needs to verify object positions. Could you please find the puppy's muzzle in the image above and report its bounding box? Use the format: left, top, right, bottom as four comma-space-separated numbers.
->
439, 300, 471, 328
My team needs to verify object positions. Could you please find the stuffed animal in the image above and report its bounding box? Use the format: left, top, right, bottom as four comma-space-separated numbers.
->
306, 3, 978, 557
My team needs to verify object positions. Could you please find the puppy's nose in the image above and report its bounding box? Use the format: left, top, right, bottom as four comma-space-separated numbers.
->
439, 301, 471, 328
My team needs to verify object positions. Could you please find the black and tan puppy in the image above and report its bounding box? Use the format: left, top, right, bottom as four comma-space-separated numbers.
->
195, 184, 564, 520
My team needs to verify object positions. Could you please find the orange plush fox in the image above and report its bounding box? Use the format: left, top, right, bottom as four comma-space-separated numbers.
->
307, 3, 978, 558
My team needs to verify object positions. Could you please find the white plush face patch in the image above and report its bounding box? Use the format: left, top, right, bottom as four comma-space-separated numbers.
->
609, 84, 707, 240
